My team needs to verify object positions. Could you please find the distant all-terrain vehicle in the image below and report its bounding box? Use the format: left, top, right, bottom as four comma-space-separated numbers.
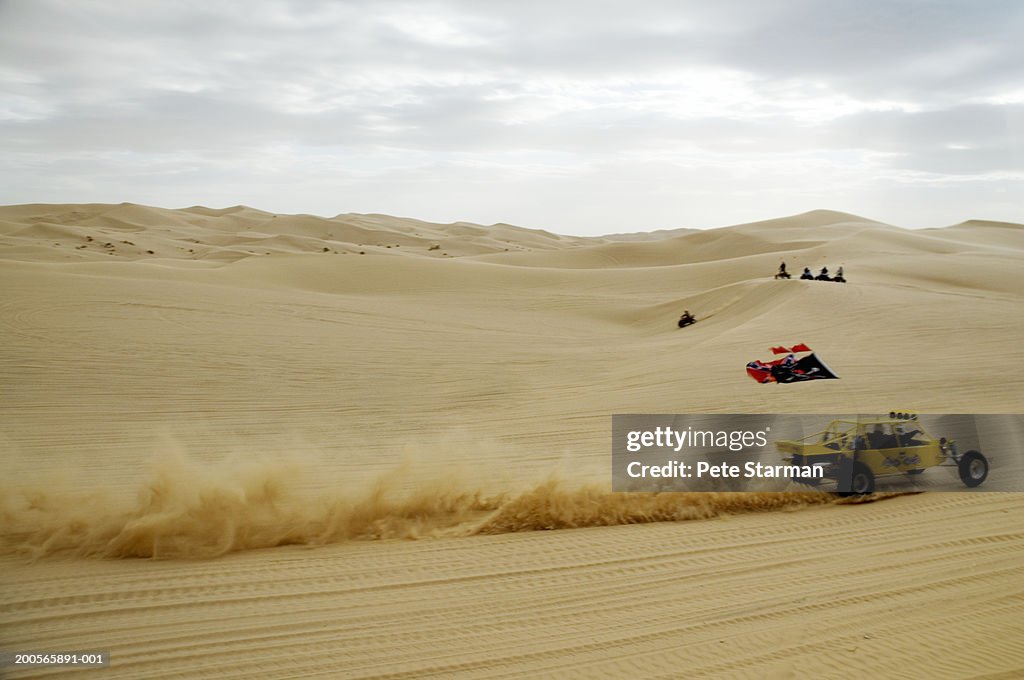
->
774, 271, 791, 279
800, 268, 814, 280
774, 412, 989, 494
678, 312, 697, 328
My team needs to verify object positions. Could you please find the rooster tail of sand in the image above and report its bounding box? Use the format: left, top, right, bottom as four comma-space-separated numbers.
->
1, 452, 879, 560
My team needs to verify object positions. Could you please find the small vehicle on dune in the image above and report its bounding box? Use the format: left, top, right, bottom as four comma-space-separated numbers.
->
774, 412, 989, 494
678, 312, 697, 328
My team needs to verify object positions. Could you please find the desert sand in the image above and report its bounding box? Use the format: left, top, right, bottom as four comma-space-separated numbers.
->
1, 204, 1023, 678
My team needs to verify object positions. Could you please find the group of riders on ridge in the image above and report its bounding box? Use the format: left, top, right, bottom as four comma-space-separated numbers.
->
774, 261, 845, 283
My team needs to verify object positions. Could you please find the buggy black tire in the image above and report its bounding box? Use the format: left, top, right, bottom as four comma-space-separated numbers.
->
849, 462, 875, 494
836, 460, 875, 496
958, 450, 988, 487
905, 469, 924, 475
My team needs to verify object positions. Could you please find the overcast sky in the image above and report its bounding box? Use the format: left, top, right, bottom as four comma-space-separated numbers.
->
2, 0, 1022, 234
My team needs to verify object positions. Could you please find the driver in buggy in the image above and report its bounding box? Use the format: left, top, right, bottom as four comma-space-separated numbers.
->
678, 310, 696, 328
896, 425, 924, 447
800, 267, 814, 280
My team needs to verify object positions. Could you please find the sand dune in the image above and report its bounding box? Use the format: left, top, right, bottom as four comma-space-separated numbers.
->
0, 203, 596, 265
1, 204, 1023, 678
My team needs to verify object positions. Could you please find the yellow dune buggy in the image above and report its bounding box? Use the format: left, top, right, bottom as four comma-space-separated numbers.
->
775, 413, 989, 494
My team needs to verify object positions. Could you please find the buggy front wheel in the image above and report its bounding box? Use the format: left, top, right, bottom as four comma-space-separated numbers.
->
958, 451, 988, 487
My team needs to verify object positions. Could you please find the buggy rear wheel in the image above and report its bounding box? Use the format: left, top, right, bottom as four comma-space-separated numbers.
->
836, 460, 875, 496
958, 451, 988, 487
849, 462, 875, 494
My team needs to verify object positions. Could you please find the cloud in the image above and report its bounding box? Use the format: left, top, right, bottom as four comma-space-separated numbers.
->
0, 0, 1021, 232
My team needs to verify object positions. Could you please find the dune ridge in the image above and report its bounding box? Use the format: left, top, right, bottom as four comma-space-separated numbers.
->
0, 202, 599, 264
3, 202, 1020, 269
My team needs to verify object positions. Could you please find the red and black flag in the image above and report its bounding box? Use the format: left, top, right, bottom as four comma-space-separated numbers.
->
746, 345, 840, 384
